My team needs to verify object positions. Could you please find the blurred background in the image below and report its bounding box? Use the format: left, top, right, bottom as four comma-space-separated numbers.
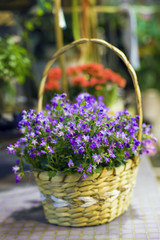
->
0, 0, 159, 190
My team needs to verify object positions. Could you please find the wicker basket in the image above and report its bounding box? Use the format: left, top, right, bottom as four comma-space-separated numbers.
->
35, 38, 143, 227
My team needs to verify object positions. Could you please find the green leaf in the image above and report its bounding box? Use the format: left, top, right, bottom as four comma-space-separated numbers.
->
94, 166, 103, 174
48, 171, 57, 178
25, 21, 34, 31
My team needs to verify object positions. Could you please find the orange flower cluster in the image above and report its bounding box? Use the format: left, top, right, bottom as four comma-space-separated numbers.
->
45, 63, 126, 91
45, 67, 61, 91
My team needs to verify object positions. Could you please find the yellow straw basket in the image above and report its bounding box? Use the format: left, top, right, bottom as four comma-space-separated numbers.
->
34, 38, 143, 227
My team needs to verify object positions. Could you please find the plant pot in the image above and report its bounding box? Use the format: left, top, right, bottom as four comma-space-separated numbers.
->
34, 159, 138, 226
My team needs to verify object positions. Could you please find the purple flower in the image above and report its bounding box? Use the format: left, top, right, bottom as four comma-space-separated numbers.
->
89, 143, 97, 149
20, 137, 27, 142
41, 150, 46, 154
32, 139, 37, 145
46, 128, 51, 133
68, 159, 74, 167
48, 147, 55, 153
86, 164, 92, 173
6, 145, 16, 155
92, 165, 97, 170
16, 159, 20, 165
12, 165, 20, 174
92, 153, 102, 164
81, 173, 88, 179
83, 135, 90, 142
36, 152, 41, 156
98, 96, 104, 103
105, 157, 110, 163
77, 164, 83, 173
15, 174, 21, 183
60, 93, 67, 99
45, 104, 51, 110
59, 117, 64, 122
40, 140, 47, 147
125, 151, 130, 158
108, 149, 116, 158
30, 132, 35, 137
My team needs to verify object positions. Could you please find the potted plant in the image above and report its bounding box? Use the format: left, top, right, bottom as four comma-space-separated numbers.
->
7, 91, 155, 226
0, 36, 31, 110
7, 39, 156, 226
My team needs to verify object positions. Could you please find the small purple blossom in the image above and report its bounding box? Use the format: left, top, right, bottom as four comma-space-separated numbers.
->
40, 140, 47, 147
16, 159, 20, 165
15, 174, 21, 183
12, 165, 20, 174
125, 151, 130, 158
6, 145, 16, 155
86, 164, 92, 173
105, 157, 110, 163
89, 143, 97, 149
92, 153, 102, 164
41, 150, 46, 154
60, 93, 67, 99
92, 165, 97, 170
48, 147, 55, 153
68, 159, 74, 167
77, 164, 83, 173
32, 139, 38, 145
108, 150, 116, 159
81, 173, 88, 179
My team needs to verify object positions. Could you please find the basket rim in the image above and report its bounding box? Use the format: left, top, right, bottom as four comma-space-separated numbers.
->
34, 158, 138, 181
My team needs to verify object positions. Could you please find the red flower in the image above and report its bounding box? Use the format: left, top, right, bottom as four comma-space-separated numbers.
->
45, 67, 61, 91
90, 78, 99, 87
73, 76, 89, 87
67, 66, 81, 76
48, 67, 61, 80
95, 85, 102, 91
44, 63, 126, 92
87, 63, 104, 78
105, 69, 126, 88
45, 80, 60, 91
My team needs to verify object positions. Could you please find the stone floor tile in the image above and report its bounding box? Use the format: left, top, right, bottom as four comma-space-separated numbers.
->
148, 232, 160, 238
55, 235, 67, 240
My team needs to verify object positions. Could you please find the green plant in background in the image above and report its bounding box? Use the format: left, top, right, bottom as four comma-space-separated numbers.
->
0, 37, 31, 108
136, 13, 160, 91
24, 0, 53, 32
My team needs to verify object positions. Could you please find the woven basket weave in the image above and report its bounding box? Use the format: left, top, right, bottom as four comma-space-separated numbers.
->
35, 38, 143, 226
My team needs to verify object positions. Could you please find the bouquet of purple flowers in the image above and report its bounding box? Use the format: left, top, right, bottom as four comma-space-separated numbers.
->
7, 92, 155, 182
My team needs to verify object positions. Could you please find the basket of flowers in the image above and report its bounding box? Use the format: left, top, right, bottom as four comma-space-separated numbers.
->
7, 39, 155, 227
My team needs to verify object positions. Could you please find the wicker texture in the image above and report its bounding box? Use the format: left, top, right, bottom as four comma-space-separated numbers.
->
35, 38, 142, 226
34, 159, 138, 226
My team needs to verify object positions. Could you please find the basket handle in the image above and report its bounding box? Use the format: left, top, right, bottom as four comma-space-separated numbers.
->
37, 38, 143, 141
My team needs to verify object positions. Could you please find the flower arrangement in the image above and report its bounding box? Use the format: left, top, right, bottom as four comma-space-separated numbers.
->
44, 63, 126, 107
7, 92, 155, 183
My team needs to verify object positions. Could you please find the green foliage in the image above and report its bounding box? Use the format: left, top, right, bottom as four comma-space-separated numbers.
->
136, 13, 160, 91
0, 37, 31, 85
24, 0, 53, 32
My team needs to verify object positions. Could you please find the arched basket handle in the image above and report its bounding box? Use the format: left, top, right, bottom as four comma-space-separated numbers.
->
37, 38, 143, 142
